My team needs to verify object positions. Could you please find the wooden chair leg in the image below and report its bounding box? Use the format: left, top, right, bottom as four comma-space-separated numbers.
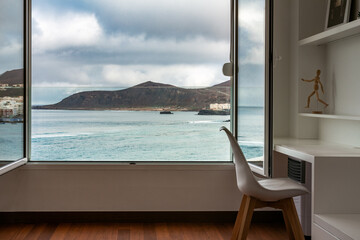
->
282, 198, 305, 240
282, 208, 295, 240
231, 195, 248, 240
231, 195, 257, 240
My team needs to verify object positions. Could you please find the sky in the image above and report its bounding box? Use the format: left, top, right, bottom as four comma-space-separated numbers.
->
0, 0, 23, 73
0, 0, 265, 106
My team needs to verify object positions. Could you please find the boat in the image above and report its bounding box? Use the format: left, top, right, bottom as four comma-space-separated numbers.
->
160, 111, 173, 114
198, 109, 230, 115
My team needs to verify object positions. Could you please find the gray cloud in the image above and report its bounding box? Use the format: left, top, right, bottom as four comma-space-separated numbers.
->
31, 0, 231, 89
82, 0, 230, 41
0, 0, 24, 74
239, 64, 265, 87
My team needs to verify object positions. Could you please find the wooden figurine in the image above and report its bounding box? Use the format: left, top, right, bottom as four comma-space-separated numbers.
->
302, 69, 328, 114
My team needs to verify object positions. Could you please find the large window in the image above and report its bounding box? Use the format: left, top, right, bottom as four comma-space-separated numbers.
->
0, 0, 25, 167
31, 0, 232, 161
0, 0, 271, 166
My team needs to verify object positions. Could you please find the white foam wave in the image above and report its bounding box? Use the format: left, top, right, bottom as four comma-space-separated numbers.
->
188, 120, 219, 124
32, 132, 91, 138
238, 140, 263, 146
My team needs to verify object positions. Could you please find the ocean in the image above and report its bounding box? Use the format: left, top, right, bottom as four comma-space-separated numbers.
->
0, 123, 24, 160
1, 107, 264, 162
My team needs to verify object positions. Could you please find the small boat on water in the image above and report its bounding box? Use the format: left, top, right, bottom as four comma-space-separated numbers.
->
160, 111, 173, 114
198, 109, 230, 115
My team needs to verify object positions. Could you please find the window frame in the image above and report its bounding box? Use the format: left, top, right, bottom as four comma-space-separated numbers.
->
232, 0, 273, 176
0, 0, 30, 175
27, 0, 234, 164
16, 0, 272, 169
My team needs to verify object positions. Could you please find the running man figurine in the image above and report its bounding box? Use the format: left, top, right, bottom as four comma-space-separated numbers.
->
302, 69, 328, 109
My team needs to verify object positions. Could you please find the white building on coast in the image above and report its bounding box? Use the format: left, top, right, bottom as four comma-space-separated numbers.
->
209, 103, 230, 111
0, 96, 23, 118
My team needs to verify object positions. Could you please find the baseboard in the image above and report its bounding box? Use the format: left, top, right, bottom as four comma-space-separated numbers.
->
0, 211, 284, 224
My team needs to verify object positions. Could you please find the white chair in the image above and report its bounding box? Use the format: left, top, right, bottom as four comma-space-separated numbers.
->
220, 126, 309, 240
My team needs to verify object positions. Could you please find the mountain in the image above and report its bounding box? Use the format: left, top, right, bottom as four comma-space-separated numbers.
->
0, 69, 24, 97
35, 80, 231, 111
0, 69, 23, 85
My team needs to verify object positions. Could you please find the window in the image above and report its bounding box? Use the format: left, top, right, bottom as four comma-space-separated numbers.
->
0, 0, 271, 166
0, 0, 26, 170
235, 0, 271, 174
31, 0, 232, 161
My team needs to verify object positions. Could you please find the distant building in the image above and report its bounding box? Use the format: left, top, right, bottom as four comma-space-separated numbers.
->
210, 103, 230, 111
0, 97, 23, 117
12, 84, 24, 88
0, 84, 9, 88
0, 108, 15, 118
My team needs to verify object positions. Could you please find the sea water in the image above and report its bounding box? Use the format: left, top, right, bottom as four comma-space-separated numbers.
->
1, 108, 264, 161
0, 123, 24, 160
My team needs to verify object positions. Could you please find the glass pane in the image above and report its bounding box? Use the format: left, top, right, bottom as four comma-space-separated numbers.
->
0, 0, 24, 163
31, 0, 231, 161
237, 0, 265, 168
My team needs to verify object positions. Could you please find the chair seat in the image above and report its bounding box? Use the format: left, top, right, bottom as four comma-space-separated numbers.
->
257, 178, 309, 202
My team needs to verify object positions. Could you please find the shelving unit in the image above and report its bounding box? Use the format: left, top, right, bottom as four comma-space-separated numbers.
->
298, 19, 360, 120
299, 19, 360, 46
299, 113, 360, 121
314, 214, 360, 240
288, 2, 360, 238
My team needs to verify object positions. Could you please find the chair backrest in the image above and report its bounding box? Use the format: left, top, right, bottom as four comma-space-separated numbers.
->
220, 126, 261, 196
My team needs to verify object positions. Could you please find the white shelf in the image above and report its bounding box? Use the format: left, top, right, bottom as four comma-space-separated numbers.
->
315, 214, 360, 240
299, 19, 360, 46
274, 138, 360, 162
299, 113, 360, 121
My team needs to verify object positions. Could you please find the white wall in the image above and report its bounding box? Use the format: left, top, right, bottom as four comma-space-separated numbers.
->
320, 34, 360, 147
275, 0, 321, 139
273, 0, 291, 138
288, 0, 300, 139
325, 35, 360, 117
0, 164, 241, 211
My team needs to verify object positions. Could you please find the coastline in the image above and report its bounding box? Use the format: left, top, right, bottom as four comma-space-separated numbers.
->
32, 106, 198, 112
32, 107, 232, 116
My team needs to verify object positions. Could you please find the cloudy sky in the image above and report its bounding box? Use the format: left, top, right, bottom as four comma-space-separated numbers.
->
0, 0, 265, 106
0, 0, 23, 73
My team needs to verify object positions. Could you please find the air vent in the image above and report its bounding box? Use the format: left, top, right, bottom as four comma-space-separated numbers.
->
288, 158, 305, 183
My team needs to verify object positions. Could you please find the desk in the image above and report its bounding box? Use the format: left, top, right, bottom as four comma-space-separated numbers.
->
274, 138, 360, 240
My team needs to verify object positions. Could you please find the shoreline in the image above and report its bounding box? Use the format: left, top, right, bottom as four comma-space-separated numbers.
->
32, 107, 198, 112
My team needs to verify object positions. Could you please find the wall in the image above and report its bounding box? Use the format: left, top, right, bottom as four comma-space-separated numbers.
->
277, 0, 321, 139
0, 164, 241, 211
288, 0, 299, 139
320, 34, 360, 147
295, 0, 328, 139
273, 0, 291, 138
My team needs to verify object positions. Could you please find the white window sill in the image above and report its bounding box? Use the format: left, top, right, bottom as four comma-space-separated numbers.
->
22, 162, 235, 171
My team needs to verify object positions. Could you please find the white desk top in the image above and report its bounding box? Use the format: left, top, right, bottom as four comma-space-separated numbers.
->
274, 138, 360, 163
315, 214, 360, 240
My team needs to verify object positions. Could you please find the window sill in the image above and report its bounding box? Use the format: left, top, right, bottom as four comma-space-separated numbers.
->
22, 162, 235, 171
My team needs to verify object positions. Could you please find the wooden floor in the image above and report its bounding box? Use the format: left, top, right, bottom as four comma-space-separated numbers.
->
0, 222, 288, 240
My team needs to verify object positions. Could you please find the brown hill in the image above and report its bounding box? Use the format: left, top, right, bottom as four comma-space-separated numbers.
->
35, 80, 231, 111
0, 69, 23, 85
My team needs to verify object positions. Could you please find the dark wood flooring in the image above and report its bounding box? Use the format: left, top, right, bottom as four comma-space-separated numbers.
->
0, 222, 288, 240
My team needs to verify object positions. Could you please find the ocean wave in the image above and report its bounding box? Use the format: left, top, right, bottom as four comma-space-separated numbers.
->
238, 140, 263, 146
188, 120, 220, 124
32, 132, 92, 139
